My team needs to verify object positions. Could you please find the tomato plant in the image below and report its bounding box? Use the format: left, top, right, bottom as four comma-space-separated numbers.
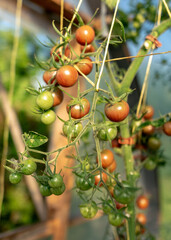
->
20, 159, 37, 175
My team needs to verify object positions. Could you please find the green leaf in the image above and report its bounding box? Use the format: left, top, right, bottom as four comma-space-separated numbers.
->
23, 131, 48, 148
102, 0, 117, 10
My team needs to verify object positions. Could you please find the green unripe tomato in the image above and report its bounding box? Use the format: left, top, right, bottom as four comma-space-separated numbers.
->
39, 184, 52, 196
76, 175, 95, 191
21, 159, 37, 175
108, 213, 124, 226
36, 91, 54, 110
102, 200, 113, 214
63, 122, 83, 139
9, 172, 22, 184
41, 110, 56, 125
147, 137, 161, 151
48, 174, 64, 188
50, 183, 65, 195
144, 158, 156, 170
80, 201, 98, 219
98, 125, 117, 141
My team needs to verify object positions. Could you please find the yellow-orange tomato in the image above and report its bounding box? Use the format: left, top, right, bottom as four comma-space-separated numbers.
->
136, 213, 147, 225
136, 195, 149, 209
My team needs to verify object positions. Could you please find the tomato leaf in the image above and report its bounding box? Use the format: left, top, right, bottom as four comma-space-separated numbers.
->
23, 131, 48, 148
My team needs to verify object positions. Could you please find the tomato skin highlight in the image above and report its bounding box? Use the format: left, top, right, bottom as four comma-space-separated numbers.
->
66, 98, 90, 119
41, 110, 56, 125
136, 195, 149, 209
9, 172, 22, 184
76, 25, 95, 46
56, 65, 78, 87
21, 159, 37, 175
97, 149, 114, 168
36, 91, 54, 110
43, 68, 57, 85
52, 88, 63, 107
76, 57, 93, 75
163, 121, 171, 136
143, 105, 154, 120
105, 100, 129, 122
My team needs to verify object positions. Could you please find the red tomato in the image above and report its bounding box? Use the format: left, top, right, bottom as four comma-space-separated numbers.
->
105, 100, 129, 122
52, 88, 64, 107
94, 172, 107, 186
56, 65, 78, 87
43, 68, 57, 85
136, 195, 149, 209
50, 45, 61, 62
142, 125, 155, 135
76, 57, 93, 75
66, 98, 90, 119
107, 160, 117, 173
97, 149, 114, 168
75, 25, 95, 45
80, 44, 95, 53
143, 105, 154, 120
115, 200, 126, 210
163, 121, 171, 136
136, 213, 147, 225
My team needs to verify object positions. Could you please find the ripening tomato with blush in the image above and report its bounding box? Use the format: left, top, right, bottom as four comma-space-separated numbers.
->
75, 25, 95, 45
107, 160, 117, 173
136, 195, 149, 209
142, 125, 155, 135
105, 100, 129, 122
52, 88, 63, 107
97, 149, 114, 168
56, 65, 78, 87
163, 121, 171, 136
94, 171, 107, 186
80, 44, 95, 53
43, 68, 57, 85
143, 105, 154, 120
76, 57, 93, 75
66, 98, 90, 119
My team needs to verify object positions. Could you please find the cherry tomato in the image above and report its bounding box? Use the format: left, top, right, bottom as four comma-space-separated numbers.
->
98, 125, 117, 141
36, 91, 54, 110
56, 65, 78, 87
75, 25, 95, 46
163, 121, 171, 136
80, 201, 98, 219
105, 100, 129, 122
102, 200, 113, 214
97, 149, 114, 168
107, 160, 117, 173
48, 174, 64, 188
63, 122, 83, 139
43, 68, 57, 85
136, 195, 149, 209
142, 125, 155, 135
113, 185, 134, 204
50, 45, 61, 62
115, 200, 126, 210
52, 88, 63, 107
111, 138, 120, 148
147, 137, 161, 151
80, 44, 95, 53
143, 105, 154, 120
9, 172, 22, 184
21, 159, 37, 175
94, 171, 108, 186
108, 213, 124, 226
76, 57, 93, 75
41, 110, 56, 125
136, 213, 147, 225
66, 98, 90, 119
76, 175, 95, 191
50, 183, 65, 195
144, 158, 156, 170
39, 184, 52, 196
